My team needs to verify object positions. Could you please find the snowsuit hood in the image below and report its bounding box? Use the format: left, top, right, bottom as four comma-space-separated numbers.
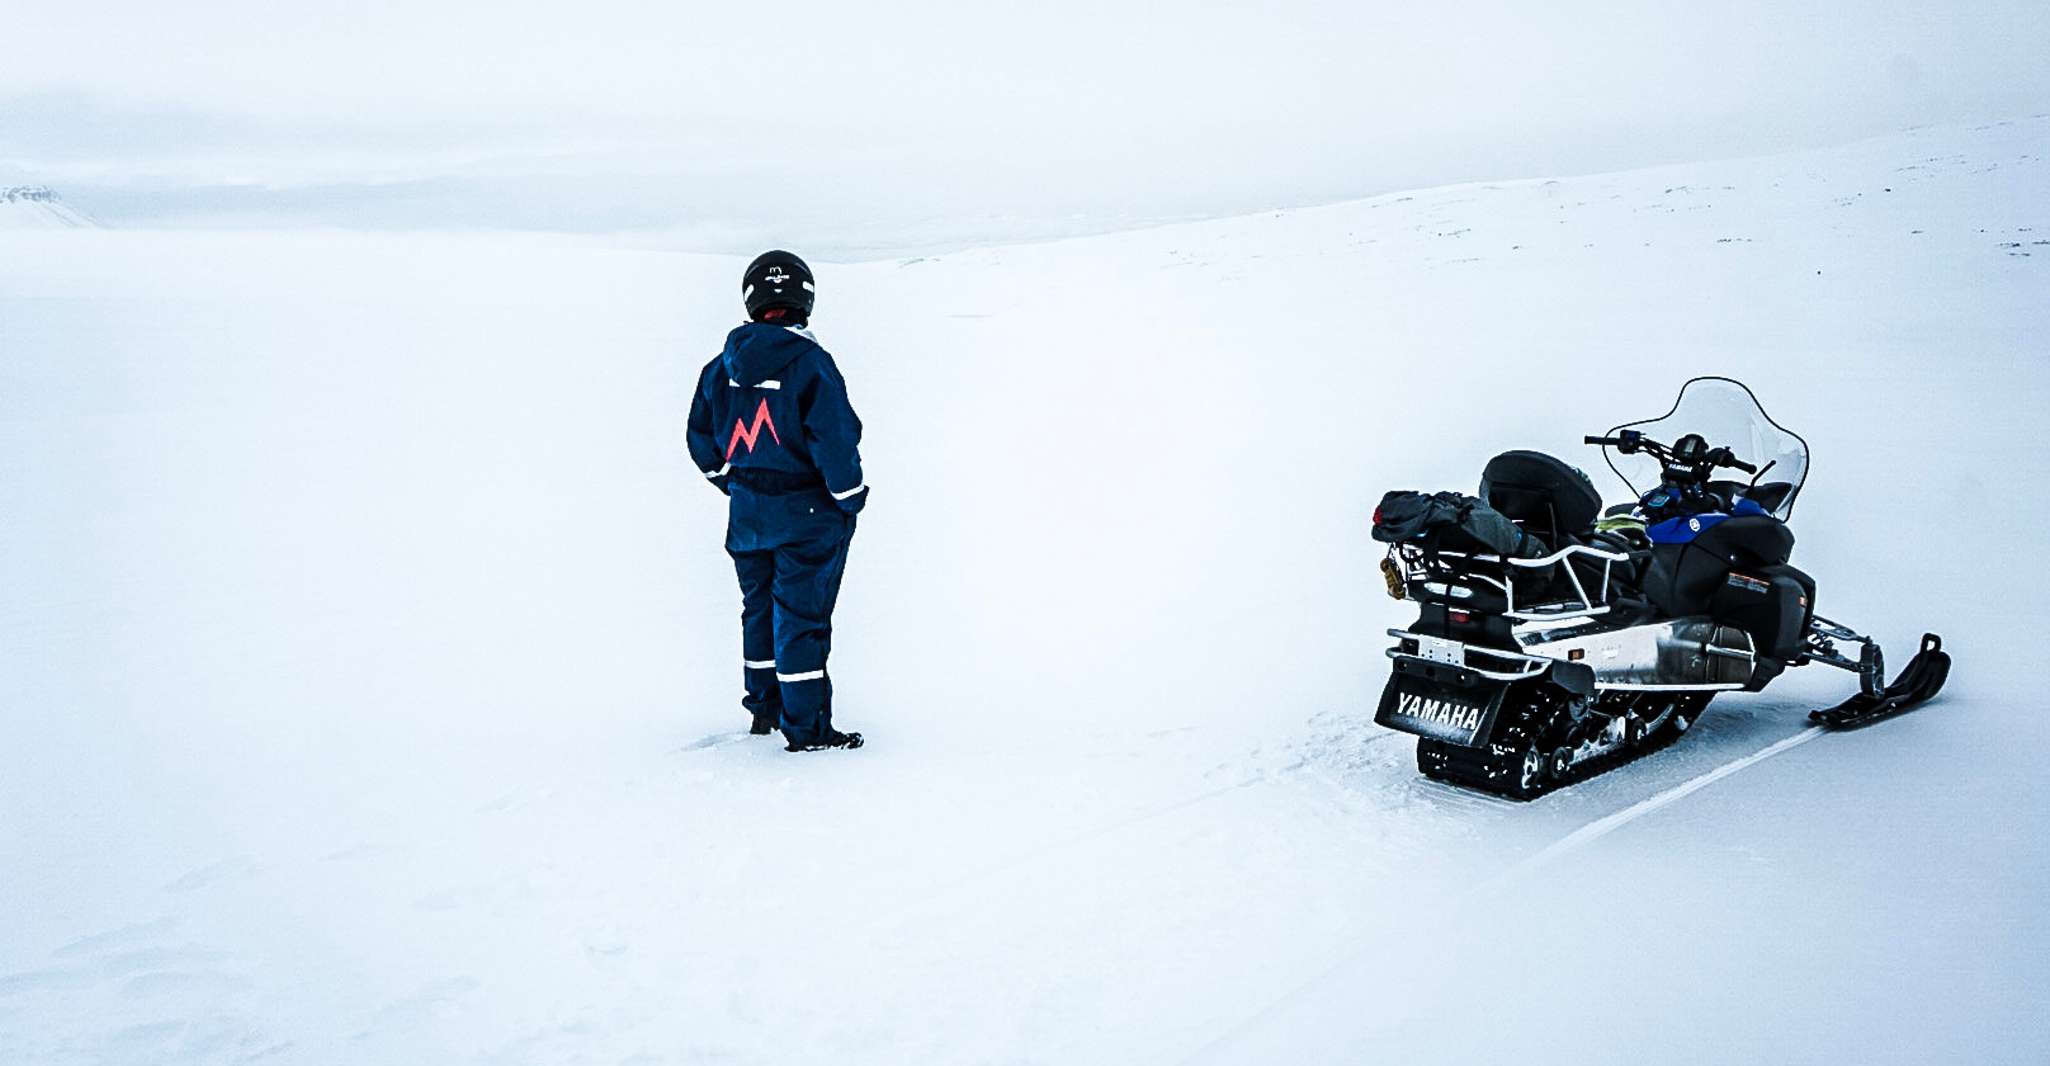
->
721, 322, 815, 387
688, 321, 867, 520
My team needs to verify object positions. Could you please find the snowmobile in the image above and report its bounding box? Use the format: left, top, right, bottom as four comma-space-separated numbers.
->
1369, 376, 1950, 799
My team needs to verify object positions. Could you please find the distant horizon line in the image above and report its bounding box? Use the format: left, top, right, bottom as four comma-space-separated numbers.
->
8, 112, 2044, 261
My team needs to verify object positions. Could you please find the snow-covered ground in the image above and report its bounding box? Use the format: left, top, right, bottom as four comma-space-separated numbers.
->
0, 188, 96, 230
2, 117, 2045, 1064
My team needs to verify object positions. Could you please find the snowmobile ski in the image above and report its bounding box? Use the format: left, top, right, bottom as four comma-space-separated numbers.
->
1810, 633, 1951, 729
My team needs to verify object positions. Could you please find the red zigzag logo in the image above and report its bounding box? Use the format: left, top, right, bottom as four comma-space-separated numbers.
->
726, 397, 782, 459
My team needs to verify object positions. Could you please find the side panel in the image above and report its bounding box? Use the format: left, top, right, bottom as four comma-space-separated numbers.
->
1518, 619, 1754, 687
1710, 565, 1813, 663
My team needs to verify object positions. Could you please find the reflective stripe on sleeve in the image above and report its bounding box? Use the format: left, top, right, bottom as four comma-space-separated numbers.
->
704, 463, 731, 479
830, 483, 866, 501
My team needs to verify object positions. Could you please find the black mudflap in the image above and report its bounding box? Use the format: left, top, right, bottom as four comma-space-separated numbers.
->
1376, 658, 1509, 748
1811, 633, 1952, 729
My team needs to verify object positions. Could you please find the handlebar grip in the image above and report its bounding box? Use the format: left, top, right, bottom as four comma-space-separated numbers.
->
1703, 445, 1759, 475
1584, 436, 1610, 445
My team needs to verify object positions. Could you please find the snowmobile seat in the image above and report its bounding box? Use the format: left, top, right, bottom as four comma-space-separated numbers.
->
1480, 451, 1629, 604
1480, 451, 1604, 546
1697, 514, 1795, 568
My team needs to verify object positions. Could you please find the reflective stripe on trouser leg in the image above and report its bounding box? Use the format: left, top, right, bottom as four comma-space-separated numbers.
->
769, 523, 854, 745
730, 547, 781, 721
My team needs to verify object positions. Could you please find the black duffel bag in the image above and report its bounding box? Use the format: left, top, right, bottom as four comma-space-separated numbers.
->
1372, 490, 1546, 559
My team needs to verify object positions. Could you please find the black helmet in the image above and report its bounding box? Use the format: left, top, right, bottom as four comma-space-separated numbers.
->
743, 250, 815, 321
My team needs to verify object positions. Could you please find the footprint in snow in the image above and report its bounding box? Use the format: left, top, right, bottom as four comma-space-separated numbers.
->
582, 927, 630, 958
678, 730, 753, 752
322, 841, 402, 862
370, 975, 481, 1026
12, 918, 274, 1057
475, 792, 521, 814
121, 969, 254, 998
54, 916, 181, 958
163, 856, 258, 893
413, 889, 465, 912
91, 944, 231, 976
0, 965, 101, 996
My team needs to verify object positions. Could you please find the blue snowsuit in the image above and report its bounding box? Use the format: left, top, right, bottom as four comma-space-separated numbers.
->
686, 322, 868, 745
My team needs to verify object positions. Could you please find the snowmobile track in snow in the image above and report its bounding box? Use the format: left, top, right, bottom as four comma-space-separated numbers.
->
1488, 724, 1826, 885
1173, 722, 1830, 1065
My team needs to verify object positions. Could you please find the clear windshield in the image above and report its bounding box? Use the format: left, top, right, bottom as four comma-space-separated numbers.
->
1603, 376, 1811, 519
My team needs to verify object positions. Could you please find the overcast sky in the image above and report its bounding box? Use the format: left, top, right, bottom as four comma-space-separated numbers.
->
3, 1, 2046, 253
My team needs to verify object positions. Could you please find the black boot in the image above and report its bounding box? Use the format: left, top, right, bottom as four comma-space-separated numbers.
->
786, 729, 863, 753
749, 711, 779, 736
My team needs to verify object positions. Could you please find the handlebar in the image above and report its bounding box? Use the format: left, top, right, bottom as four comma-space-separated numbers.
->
1585, 430, 1642, 452
1587, 431, 1757, 473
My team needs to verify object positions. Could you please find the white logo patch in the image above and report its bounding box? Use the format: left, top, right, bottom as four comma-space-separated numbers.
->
1396, 692, 1484, 732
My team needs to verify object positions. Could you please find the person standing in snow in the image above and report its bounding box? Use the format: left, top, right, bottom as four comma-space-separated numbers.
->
686, 251, 868, 751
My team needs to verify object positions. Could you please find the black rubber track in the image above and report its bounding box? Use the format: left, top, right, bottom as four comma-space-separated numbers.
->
1418, 692, 1714, 801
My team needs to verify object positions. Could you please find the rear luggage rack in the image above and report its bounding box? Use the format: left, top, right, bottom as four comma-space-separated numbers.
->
1395, 542, 1630, 622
